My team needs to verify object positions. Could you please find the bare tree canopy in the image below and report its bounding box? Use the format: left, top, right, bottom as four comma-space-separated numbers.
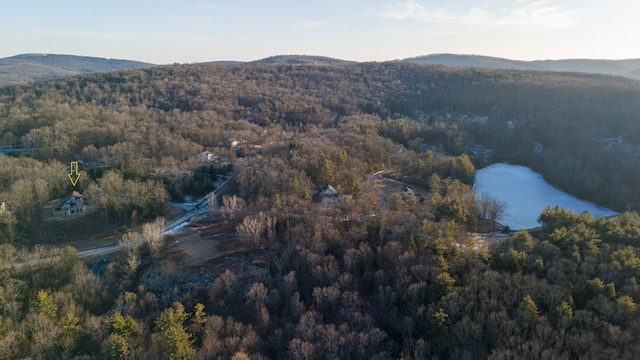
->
478, 193, 507, 231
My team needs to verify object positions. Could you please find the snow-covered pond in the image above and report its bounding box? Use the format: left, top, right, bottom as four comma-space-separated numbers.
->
474, 163, 618, 230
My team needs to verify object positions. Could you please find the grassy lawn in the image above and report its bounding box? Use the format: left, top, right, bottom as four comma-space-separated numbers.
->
31, 200, 185, 251
33, 200, 120, 250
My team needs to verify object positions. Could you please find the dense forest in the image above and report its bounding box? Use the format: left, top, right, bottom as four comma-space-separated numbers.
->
1, 61, 640, 212
0, 62, 640, 358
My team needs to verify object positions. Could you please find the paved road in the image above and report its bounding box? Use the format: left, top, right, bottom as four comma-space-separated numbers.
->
8, 194, 213, 268
77, 166, 239, 259
8, 162, 244, 267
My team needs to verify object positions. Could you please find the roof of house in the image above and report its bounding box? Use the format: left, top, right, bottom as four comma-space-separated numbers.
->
60, 191, 83, 205
317, 184, 338, 196
402, 185, 415, 196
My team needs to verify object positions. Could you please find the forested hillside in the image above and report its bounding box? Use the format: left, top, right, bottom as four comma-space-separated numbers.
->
1, 62, 640, 212
405, 54, 640, 81
250, 55, 354, 66
1, 62, 640, 358
0, 54, 154, 85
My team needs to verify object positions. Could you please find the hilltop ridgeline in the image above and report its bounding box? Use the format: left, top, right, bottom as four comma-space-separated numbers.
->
3, 52, 640, 86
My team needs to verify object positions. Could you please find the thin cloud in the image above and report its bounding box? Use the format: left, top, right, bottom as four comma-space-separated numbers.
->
165, 14, 216, 25
294, 20, 326, 30
379, 0, 579, 31
294, 20, 325, 30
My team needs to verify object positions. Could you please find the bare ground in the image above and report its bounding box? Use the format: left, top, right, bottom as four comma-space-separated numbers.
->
139, 214, 263, 301
472, 232, 509, 249
159, 215, 247, 270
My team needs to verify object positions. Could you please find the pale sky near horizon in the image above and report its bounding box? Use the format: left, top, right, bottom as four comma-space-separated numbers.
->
1, 0, 638, 64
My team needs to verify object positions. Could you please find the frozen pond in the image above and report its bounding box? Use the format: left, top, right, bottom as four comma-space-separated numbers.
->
474, 163, 618, 230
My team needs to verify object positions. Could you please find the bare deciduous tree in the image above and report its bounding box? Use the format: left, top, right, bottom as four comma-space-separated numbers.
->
207, 192, 218, 213
143, 217, 165, 256
119, 231, 142, 274
119, 231, 140, 250
237, 212, 276, 248
478, 194, 507, 231
220, 195, 245, 220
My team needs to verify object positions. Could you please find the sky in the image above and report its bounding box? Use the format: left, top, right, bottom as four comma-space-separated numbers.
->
1, 0, 639, 64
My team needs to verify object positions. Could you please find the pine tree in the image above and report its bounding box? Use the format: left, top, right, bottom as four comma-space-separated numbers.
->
155, 302, 195, 360
34, 289, 57, 320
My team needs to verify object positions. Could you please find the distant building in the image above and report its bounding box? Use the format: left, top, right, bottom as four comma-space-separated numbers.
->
402, 185, 415, 197
313, 184, 339, 205
197, 151, 217, 163
53, 191, 85, 216
468, 145, 494, 161
470, 116, 489, 124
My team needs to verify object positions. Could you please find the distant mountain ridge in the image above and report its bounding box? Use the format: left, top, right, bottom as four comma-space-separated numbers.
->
4, 53, 640, 85
249, 55, 354, 66
205, 55, 354, 66
403, 54, 640, 81
226, 54, 640, 80
0, 54, 155, 85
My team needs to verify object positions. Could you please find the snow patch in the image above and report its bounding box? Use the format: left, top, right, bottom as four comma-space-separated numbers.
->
164, 221, 189, 235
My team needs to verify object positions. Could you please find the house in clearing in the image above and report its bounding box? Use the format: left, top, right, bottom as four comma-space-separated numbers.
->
197, 151, 231, 168
197, 151, 217, 163
53, 191, 85, 216
402, 185, 415, 197
313, 184, 339, 205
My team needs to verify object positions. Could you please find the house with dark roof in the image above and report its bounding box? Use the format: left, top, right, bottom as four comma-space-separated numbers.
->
53, 191, 85, 216
402, 185, 416, 197
313, 184, 339, 205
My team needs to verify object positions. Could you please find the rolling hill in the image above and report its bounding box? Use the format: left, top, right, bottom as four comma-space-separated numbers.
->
6, 52, 638, 85
0, 53, 155, 85
249, 55, 354, 65
206, 55, 353, 66
404, 54, 640, 80
210, 53, 640, 80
